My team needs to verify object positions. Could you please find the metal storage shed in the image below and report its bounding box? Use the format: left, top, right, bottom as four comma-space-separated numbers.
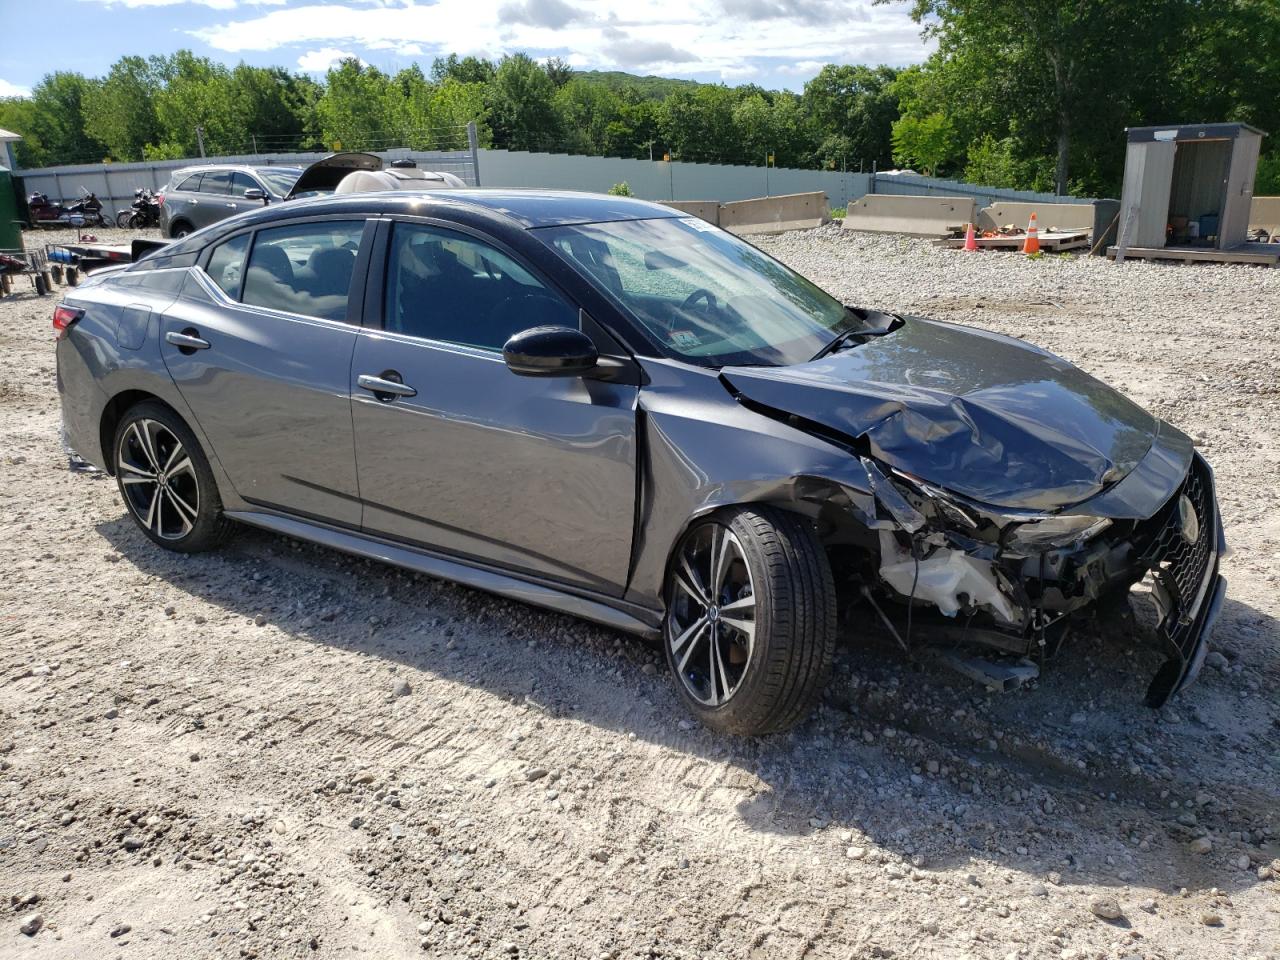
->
1111, 122, 1278, 266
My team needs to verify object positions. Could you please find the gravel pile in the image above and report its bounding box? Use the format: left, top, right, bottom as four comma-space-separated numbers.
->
0, 226, 1277, 958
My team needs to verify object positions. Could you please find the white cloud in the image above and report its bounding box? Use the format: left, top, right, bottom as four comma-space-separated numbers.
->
297, 47, 366, 71
0, 79, 32, 98
195, 0, 931, 83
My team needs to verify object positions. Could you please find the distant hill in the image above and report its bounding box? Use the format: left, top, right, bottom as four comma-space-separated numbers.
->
571, 70, 706, 100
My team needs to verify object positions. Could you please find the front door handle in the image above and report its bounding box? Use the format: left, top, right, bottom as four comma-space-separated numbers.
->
165, 329, 210, 352
357, 373, 417, 400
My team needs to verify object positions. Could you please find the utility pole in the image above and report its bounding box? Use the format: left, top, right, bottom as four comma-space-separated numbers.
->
467, 121, 481, 187
251, 134, 258, 155
196, 125, 206, 158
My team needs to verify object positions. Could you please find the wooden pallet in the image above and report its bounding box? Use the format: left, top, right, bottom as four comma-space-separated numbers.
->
933, 230, 1089, 252
1107, 243, 1280, 266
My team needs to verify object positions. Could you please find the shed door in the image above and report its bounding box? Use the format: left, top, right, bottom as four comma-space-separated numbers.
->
1120, 140, 1175, 249
1219, 134, 1260, 249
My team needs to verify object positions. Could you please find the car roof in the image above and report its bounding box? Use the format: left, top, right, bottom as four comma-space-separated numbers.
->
155, 189, 686, 261
171, 164, 304, 179
254, 189, 683, 229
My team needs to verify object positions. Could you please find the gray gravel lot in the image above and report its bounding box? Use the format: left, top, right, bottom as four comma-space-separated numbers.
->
1, 224, 1277, 959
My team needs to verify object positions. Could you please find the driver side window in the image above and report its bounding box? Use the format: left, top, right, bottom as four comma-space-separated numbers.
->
385, 223, 577, 351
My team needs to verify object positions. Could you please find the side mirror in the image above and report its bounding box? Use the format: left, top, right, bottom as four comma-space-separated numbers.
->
244, 188, 268, 203
503, 326, 599, 377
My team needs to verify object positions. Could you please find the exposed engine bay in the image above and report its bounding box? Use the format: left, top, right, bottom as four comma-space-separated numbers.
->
836, 453, 1225, 707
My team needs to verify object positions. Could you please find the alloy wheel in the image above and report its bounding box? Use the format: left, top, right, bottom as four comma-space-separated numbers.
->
667, 522, 757, 706
117, 418, 200, 541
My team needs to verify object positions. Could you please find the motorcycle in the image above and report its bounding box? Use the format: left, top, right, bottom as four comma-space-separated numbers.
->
27, 188, 109, 228
115, 188, 162, 229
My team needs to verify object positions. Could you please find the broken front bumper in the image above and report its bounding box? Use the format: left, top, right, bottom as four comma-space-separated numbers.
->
860, 450, 1227, 707
1140, 453, 1227, 707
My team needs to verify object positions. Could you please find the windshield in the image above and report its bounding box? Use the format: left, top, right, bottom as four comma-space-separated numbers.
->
538, 217, 864, 366
254, 167, 302, 197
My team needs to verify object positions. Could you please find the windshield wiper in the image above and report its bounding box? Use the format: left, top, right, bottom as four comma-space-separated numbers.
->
810, 309, 903, 361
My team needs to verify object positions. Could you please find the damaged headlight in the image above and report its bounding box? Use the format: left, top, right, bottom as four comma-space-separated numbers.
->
1006, 514, 1111, 551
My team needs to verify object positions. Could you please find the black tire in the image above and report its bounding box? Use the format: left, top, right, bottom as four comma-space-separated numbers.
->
116, 210, 133, 229
170, 220, 192, 239
113, 401, 233, 553
663, 505, 837, 736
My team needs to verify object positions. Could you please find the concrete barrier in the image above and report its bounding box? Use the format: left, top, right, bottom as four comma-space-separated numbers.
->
660, 200, 720, 225
842, 194, 976, 237
718, 191, 829, 235
978, 201, 1094, 234
1250, 196, 1280, 231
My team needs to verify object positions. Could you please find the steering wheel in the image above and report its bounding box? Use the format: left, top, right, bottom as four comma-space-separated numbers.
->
681, 288, 718, 315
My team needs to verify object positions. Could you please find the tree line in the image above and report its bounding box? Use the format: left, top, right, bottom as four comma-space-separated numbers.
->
1, 0, 1276, 198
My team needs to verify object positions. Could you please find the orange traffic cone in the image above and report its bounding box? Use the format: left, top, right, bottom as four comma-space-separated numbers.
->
963, 222, 978, 251
1022, 212, 1040, 254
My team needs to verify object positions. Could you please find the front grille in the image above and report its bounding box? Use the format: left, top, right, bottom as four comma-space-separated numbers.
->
1140, 455, 1215, 655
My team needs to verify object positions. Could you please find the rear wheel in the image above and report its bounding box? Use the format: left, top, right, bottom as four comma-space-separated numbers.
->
663, 506, 837, 736
113, 402, 232, 553
170, 220, 192, 239
116, 210, 133, 229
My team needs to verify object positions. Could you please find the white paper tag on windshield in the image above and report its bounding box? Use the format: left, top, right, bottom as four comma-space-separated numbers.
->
679, 217, 715, 232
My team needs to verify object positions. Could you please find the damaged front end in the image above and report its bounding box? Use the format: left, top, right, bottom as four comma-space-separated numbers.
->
850, 452, 1226, 707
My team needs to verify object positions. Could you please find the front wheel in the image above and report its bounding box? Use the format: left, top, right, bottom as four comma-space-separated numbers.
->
113, 402, 233, 553
116, 210, 133, 229
663, 506, 837, 736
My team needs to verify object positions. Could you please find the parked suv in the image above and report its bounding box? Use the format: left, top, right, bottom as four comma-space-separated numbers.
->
159, 154, 465, 238
160, 164, 303, 238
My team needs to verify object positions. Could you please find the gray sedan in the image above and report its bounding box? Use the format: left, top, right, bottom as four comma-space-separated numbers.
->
54, 191, 1225, 734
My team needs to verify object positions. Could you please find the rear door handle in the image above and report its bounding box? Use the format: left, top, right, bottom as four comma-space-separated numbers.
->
357, 373, 417, 400
165, 330, 210, 351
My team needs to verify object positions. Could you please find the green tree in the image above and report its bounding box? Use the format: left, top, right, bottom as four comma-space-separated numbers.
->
84, 56, 161, 161
544, 57, 574, 89
486, 54, 561, 151
890, 111, 955, 175
21, 73, 104, 165
315, 59, 393, 150
802, 64, 899, 169
431, 54, 496, 86
659, 85, 738, 162
886, 0, 1187, 194
555, 78, 623, 154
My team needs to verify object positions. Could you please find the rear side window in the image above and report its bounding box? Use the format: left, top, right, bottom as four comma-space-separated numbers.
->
201, 171, 232, 195
206, 233, 250, 298
384, 222, 576, 350
175, 173, 202, 192
241, 221, 365, 322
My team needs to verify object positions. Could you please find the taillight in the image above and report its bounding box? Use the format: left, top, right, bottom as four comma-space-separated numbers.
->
156, 192, 165, 206
53, 304, 83, 341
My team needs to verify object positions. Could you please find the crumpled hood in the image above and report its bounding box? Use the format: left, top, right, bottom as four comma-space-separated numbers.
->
721, 317, 1158, 511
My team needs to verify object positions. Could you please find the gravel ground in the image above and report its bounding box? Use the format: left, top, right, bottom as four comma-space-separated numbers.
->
1, 224, 1278, 959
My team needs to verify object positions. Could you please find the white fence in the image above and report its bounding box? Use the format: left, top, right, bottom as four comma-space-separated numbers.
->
15, 148, 478, 213
13, 148, 1088, 218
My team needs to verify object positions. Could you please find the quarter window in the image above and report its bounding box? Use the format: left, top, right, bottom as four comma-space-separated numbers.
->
241, 221, 365, 322
175, 173, 203, 193
205, 233, 250, 298
384, 223, 576, 350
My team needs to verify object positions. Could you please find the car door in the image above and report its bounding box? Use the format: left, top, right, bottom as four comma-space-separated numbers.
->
193, 170, 232, 229
350, 219, 639, 596
226, 172, 267, 219
159, 217, 372, 526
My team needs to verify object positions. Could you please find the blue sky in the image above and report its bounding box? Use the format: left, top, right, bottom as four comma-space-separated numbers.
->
0, 0, 933, 96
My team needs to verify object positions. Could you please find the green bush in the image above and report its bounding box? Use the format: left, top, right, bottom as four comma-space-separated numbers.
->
607, 181, 633, 196
829, 206, 846, 219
